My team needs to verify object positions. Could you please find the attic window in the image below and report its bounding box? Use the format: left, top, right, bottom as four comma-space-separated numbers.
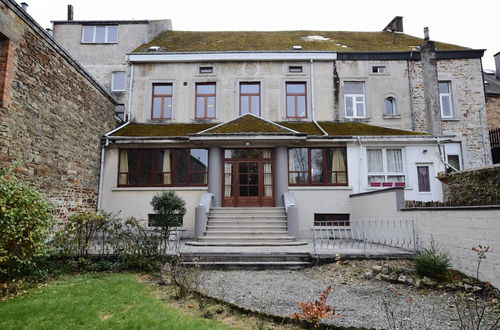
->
82, 25, 117, 43
372, 66, 386, 73
289, 66, 303, 73
199, 66, 213, 74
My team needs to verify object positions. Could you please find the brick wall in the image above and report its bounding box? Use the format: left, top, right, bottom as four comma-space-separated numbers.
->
486, 96, 500, 131
0, 1, 116, 219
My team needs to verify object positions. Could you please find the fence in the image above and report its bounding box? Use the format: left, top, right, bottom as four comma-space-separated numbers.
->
311, 220, 418, 253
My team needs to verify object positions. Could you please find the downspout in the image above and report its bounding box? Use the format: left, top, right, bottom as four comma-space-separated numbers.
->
126, 61, 135, 122
310, 59, 328, 136
97, 137, 110, 210
407, 52, 416, 131
357, 136, 363, 193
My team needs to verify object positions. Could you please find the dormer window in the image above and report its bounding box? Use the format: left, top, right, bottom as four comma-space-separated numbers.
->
82, 26, 118, 43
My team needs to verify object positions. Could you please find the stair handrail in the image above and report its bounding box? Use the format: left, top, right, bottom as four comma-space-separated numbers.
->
283, 191, 296, 213
199, 192, 214, 214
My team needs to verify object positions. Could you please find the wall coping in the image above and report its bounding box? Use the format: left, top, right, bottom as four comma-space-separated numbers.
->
349, 187, 403, 198
402, 205, 500, 211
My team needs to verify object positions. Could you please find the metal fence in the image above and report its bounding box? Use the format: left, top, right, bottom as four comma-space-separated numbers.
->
311, 220, 418, 253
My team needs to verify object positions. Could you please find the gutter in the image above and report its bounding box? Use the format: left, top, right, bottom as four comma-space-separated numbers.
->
309, 59, 328, 136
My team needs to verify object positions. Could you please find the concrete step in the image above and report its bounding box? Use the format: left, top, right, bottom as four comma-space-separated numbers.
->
181, 261, 311, 270
185, 240, 308, 247
197, 235, 296, 242
206, 225, 287, 231
208, 220, 288, 225
204, 231, 290, 237
210, 208, 285, 215
208, 216, 286, 221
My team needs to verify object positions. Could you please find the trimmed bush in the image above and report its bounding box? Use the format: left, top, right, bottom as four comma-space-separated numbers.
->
0, 166, 55, 281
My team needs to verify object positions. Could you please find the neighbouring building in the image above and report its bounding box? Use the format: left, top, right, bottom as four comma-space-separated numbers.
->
0, 0, 117, 219
52, 6, 172, 120
51, 13, 491, 241
484, 52, 500, 163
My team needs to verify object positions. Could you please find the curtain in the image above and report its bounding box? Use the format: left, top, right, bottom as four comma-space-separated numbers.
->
417, 166, 430, 192
264, 163, 272, 197
332, 148, 346, 183
118, 150, 128, 185
387, 149, 403, 172
224, 163, 233, 197
162, 150, 172, 184
367, 149, 383, 172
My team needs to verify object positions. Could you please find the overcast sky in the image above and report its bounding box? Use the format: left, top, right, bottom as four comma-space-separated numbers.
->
22, 0, 499, 69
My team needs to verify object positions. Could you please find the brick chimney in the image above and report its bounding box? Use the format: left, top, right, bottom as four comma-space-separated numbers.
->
67, 5, 73, 21
495, 52, 500, 80
420, 27, 442, 135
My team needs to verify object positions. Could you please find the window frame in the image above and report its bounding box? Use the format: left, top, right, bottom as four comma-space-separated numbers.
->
81, 25, 118, 44
199, 66, 213, 74
151, 83, 173, 120
416, 165, 431, 192
111, 71, 126, 92
289, 66, 303, 73
384, 96, 397, 116
288, 147, 348, 186
117, 148, 208, 188
239, 82, 261, 116
438, 81, 454, 118
343, 81, 366, 118
285, 82, 307, 118
367, 148, 406, 188
195, 82, 216, 120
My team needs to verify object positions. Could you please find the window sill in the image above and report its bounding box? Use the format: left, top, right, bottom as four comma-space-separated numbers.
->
112, 187, 208, 192
441, 118, 460, 122
289, 186, 353, 191
365, 186, 413, 191
382, 115, 401, 119
368, 73, 390, 76
81, 42, 118, 45
344, 117, 370, 122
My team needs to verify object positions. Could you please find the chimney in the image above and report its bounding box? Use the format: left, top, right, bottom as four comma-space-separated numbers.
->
420, 27, 442, 135
495, 52, 500, 80
382, 16, 404, 33
67, 4, 73, 21
20, 2, 28, 11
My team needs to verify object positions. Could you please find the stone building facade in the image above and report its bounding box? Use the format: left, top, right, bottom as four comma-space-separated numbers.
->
0, 0, 116, 219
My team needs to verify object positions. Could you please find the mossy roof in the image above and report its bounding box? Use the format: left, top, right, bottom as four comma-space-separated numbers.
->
133, 30, 466, 53
110, 120, 427, 137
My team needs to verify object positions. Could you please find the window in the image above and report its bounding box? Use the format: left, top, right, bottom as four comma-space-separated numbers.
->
114, 105, 125, 120
286, 82, 307, 118
240, 82, 260, 116
439, 81, 453, 118
417, 166, 431, 192
288, 148, 347, 185
314, 214, 350, 226
344, 81, 366, 118
367, 148, 405, 187
195, 83, 216, 119
446, 155, 461, 171
151, 83, 173, 119
148, 214, 183, 227
384, 97, 396, 115
372, 66, 386, 73
111, 72, 126, 91
199, 66, 213, 74
82, 25, 118, 43
289, 66, 303, 73
118, 149, 208, 187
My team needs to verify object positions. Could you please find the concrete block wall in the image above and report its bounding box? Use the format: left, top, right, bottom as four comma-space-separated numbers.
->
350, 188, 500, 288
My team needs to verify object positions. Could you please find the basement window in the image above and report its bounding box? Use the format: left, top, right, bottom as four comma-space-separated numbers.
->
314, 214, 350, 226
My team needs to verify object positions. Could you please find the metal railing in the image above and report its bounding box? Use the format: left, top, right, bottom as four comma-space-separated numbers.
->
311, 220, 418, 253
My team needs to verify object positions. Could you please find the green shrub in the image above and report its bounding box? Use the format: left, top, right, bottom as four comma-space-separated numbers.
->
150, 191, 186, 253
414, 242, 451, 280
0, 165, 55, 281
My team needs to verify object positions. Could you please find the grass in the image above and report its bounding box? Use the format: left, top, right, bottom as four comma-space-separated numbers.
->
0, 273, 230, 330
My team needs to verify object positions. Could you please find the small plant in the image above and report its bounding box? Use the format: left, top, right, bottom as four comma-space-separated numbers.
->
471, 245, 490, 281
290, 285, 336, 324
414, 241, 451, 280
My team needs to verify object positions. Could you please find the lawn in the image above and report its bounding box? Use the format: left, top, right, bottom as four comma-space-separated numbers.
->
0, 273, 230, 330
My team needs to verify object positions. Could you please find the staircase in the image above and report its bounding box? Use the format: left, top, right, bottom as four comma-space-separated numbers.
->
187, 207, 306, 246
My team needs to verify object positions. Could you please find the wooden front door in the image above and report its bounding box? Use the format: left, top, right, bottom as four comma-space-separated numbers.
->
222, 149, 274, 207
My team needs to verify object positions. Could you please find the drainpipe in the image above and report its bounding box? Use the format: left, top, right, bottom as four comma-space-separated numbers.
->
126, 62, 135, 122
357, 136, 363, 193
97, 137, 110, 210
407, 53, 416, 131
310, 59, 328, 136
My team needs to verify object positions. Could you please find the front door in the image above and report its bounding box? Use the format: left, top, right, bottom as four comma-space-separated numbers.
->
223, 149, 274, 207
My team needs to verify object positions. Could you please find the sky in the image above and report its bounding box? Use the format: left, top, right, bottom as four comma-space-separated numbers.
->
21, 0, 499, 69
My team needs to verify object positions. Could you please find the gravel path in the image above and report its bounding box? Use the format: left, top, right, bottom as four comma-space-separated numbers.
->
199, 264, 481, 329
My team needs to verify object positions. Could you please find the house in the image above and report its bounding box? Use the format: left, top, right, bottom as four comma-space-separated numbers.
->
52, 15, 489, 241
52, 6, 171, 120
0, 0, 117, 219
484, 52, 500, 163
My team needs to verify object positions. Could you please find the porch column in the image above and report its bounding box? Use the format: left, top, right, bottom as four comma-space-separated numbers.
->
208, 146, 222, 207
274, 145, 288, 207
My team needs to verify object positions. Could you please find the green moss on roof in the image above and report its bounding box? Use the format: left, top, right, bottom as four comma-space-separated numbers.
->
111, 123, 218, 137
317, 122, 428, 136
277, 122, 323, 135
134, 30, 466, 53
205, 115, 293, 134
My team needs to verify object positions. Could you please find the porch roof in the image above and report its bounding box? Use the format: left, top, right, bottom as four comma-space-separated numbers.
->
108, 118, 428, 138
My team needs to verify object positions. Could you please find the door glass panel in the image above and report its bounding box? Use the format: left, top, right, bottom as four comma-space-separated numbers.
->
249, 185, 258, 196
224, 163, 233, 197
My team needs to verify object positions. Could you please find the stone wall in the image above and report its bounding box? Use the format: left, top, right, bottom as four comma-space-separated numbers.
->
486, 96, 500, 131
0, 1, 116, 219
438, 164, 500, 205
